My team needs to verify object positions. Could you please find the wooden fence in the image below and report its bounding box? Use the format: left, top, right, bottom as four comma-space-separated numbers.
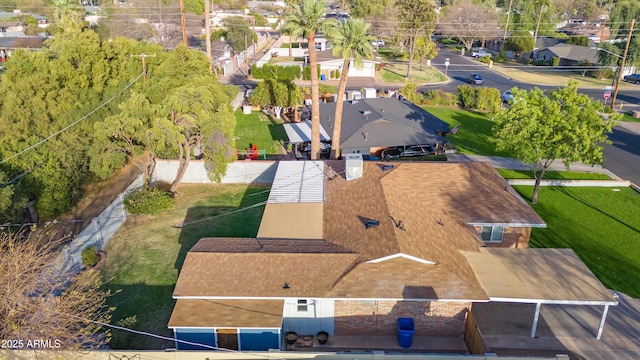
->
464, 308, 489, 354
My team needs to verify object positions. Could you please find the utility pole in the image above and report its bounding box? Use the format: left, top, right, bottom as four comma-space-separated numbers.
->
502, 0, 513, 50
612, 18, 635, 109
245, 34, 249, 78
204, 0, 212, 73
131, 53, 157, 84
179, 0, 187, 45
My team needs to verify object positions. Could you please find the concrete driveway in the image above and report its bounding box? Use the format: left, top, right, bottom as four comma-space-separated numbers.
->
471, 293, 640, 359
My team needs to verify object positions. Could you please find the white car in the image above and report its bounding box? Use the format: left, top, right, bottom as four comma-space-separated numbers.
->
472, 49, 491, 58
502, 90, 514, 103
371, 40, 385, 47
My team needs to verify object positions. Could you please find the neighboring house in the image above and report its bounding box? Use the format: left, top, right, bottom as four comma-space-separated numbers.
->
0, 36, 44, 62
169, 160, 617, 352
0, 10, 48, 29
534, 43, 600, 66
316, 49, 379, 78
283, 98, 451, 156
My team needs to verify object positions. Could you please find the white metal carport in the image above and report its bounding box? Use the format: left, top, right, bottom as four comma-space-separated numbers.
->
465, 248, 618, 339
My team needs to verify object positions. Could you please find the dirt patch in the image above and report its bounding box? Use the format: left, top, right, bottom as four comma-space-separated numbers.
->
58, 153, 151, 237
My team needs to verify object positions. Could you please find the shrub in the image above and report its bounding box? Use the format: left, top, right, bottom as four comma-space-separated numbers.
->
302, 64, 321, 80
457, 85, 477, 108
81, 246, 99, 268
494, 51, 508, 63
552, 57, 560, 66
423, 89, 457, 106
335, 69, 340, 79
400, 83, 422, 103
603, 105, 614, 114
124, 186, 175, 215
475, 87, 501, 114
478, 55, 492, 64
251, 64, 301, 80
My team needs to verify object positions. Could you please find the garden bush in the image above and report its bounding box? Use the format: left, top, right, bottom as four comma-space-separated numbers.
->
423, 89, 457, 106
552, 57, 560, 66
494, 51, 508, 63
478, 55, 492, 64
82, 246, 99, 268
475, 87, 501, 113
400, 83, 422, 103
457, 85, 477, 108
302, 65, 321, 80
251, 64, 301, 80
124, 186, 175, 215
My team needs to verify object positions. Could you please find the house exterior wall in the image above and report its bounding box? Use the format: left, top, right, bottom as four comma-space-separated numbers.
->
319, 59, 376, 78
333, 300, 469, 337
473, 226, 531, 248
282, 298, 334, 335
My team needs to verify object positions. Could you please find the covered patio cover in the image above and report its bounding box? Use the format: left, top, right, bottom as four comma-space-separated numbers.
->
465, 248, 618, 339
283, 120, 331, 144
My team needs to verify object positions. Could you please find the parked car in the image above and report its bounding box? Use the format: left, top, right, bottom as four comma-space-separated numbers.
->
471, 49, 491, 58
382, 145, 435, 160
502, 90, 514, 103
466, 73, 484, 85
623, 73, 640, 84
371, 39, 385, 47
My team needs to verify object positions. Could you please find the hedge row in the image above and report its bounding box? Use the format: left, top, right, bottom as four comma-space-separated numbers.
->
399, 85, 501, 113
251, 64, 301, 80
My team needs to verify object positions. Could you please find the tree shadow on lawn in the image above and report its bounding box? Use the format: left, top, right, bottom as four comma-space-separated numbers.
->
173, 184, 270, 271
104, 283, 176, 350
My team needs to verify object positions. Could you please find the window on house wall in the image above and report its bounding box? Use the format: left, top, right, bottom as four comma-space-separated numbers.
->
297, 299, 308, 312
481, 226, 504, 242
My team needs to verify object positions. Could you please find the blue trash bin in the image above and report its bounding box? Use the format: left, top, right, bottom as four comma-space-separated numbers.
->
320, 74, 326, 81
397, 317, 415, 348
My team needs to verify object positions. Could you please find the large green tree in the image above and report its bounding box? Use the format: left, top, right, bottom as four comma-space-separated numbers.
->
396, 0, 437, 78
329, 18, 374, 159
493, 81, 619, 204
283, 0, 336, 159
609, 0, 640, 39
224, 16, 255, 52
250, 79, 303, 119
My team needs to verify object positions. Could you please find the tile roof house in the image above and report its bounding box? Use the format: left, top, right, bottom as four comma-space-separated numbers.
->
534, 43, 600, 66
168, 160, 617, 352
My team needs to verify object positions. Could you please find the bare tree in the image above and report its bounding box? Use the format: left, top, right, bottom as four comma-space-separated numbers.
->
0, 227, 114, 350
438, 0, 502, 50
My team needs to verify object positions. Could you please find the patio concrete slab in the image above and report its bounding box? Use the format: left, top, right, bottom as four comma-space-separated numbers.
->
471, 292, 640, 360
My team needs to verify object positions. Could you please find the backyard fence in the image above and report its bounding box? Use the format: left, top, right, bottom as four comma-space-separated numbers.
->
53, 174, 145, 273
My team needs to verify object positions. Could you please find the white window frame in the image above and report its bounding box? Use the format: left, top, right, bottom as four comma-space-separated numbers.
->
297, 299, 308, 312
481, 225, 504, 243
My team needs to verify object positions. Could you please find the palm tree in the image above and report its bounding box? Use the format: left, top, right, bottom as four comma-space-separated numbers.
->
51, 0, 83, 31
329, 19, 374, 159
283, 0, 336, 160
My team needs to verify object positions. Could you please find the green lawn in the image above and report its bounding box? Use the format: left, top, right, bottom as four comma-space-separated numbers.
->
379, 64, 448, 84
621, 112, 640, 122
101, 184, 269, 349
234, 109, 287, 155
512, 186, 640, 297
424, 107, 511, 157
497, 169, 611, 180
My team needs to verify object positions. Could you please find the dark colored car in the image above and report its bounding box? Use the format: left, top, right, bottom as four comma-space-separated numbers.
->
623, 73, 640, 84
382, 145, 435, 160
467, 73, 484, 85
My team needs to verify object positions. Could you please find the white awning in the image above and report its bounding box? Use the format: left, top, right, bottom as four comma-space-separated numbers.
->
283, 120, 331, 144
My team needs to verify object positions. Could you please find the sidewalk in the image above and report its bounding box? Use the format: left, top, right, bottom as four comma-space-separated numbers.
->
447, 154, 621, 179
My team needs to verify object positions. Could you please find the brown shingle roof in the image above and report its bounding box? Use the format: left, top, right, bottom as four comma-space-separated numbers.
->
173, 252, 359, 298
168, 299, 284, 328
173, 161, 542, 301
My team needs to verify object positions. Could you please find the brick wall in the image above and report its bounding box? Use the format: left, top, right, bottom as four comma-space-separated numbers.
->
333, 300, 469, 336
473, 226, 531, 248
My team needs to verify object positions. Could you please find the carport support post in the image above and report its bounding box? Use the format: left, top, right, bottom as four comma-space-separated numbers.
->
596, 304, 610, 340
531, 302, 542, 338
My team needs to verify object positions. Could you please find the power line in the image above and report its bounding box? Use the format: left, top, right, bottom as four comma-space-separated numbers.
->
0, 72, 145, 166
